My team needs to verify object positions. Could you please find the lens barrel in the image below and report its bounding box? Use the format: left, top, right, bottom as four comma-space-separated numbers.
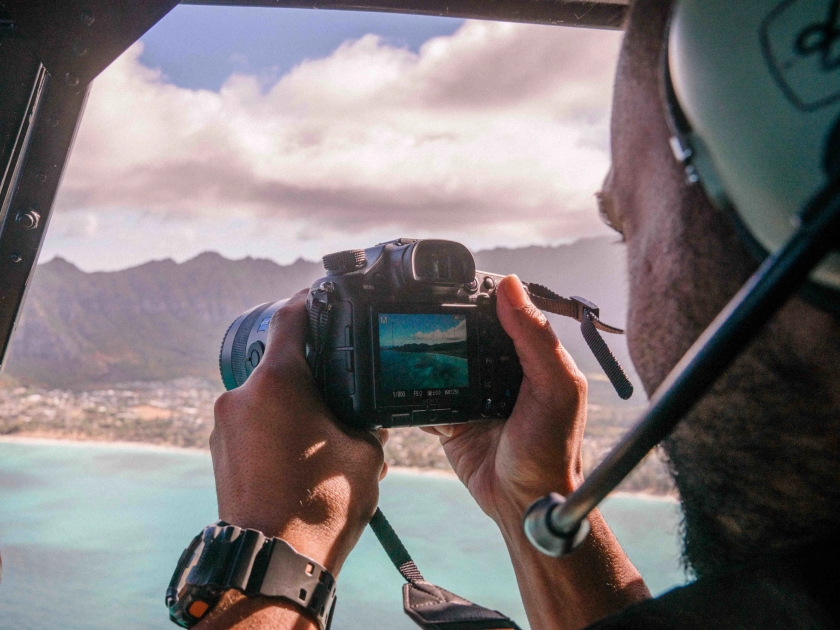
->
219, 302, 273, 390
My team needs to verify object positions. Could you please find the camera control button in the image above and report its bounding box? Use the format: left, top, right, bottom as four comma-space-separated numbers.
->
322, 249, 366, 273
390, 413, 411, 427
245, 341, 265, 375
482, 276, 495, 290
482, 398, 495, 416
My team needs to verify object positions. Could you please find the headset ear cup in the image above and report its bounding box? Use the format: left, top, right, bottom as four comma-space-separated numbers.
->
665, 0, 840, 305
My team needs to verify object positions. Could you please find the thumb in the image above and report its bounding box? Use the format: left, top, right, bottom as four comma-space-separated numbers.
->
496, 275, 584, 392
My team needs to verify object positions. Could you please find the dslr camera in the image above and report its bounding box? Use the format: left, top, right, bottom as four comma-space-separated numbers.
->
220, 238, 522, 430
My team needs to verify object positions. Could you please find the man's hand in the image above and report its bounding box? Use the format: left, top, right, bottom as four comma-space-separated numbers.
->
210, 290, 387, 576
424, 276, 649, 630
424, 275, 587, 524
200, 290, 388, 628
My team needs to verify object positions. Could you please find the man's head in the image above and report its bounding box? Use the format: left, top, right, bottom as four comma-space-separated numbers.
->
600, 0, 840, 577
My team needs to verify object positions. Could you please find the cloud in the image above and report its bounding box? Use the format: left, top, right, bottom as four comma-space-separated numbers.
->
411, 318, 467, 344
57, 21, 622, 258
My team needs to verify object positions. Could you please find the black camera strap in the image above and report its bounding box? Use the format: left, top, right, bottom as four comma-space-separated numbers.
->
368, 508, 523, 630
523, 283, 633, 400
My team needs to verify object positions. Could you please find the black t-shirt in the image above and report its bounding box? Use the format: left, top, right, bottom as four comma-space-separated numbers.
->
587, 544, 840, 629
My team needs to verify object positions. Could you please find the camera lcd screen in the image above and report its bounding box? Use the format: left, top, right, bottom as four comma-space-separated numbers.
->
377, 313, 469, 401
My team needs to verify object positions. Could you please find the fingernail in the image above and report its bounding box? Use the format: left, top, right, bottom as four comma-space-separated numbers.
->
502, 274, 530, 308
436, 425, 454, 437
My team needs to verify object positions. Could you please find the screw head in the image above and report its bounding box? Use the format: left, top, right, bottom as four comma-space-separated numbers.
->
16, 210, 40, 230
46, 116, 59, 128
79, 10, 94, 26
64, 73, 80, 87
9, 254, 22, 264
72, 42, 88, 57
34, 173, 47, 183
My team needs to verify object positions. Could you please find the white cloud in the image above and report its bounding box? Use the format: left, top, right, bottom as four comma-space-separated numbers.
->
54, 20, 622, 267
411, 318, 467, 344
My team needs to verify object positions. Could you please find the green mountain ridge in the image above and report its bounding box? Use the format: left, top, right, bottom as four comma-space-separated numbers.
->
5, 238, 640, 402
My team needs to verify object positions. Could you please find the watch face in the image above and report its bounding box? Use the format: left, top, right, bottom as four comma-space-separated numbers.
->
167, 531, 213, 627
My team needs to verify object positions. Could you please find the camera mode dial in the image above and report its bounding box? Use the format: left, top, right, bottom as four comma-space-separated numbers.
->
323, 249, 366, 274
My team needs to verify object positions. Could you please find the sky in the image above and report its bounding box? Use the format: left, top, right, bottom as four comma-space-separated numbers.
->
379, 313, 467, 347
40, 6, 624, 272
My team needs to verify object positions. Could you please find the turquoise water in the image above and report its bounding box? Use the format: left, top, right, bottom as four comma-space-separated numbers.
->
0, 442, 686, 629
379, 349, 469, 392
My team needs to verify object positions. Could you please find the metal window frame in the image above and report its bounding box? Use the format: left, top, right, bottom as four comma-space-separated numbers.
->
0, 0, 626, 369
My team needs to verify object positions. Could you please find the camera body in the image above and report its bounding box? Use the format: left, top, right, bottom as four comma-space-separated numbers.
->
220, 238, 522, 430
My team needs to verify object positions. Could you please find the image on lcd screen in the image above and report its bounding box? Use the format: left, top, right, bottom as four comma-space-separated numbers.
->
378, 313, 469, 395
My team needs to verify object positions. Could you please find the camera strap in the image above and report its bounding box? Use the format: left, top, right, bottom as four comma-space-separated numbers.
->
523, 283, 633, 400
368, 508, 523, 630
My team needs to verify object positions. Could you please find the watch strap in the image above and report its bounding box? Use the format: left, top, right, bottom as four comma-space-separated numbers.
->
167, 522, 336, 629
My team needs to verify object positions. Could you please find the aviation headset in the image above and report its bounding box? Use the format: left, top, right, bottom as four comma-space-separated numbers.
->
524, 0, 840, 555
666, 0, 840, 308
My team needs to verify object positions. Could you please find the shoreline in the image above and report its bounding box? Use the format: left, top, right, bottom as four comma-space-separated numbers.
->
0, 434, 208, 455
0, 434, 457, 476
0, 434, 677, 501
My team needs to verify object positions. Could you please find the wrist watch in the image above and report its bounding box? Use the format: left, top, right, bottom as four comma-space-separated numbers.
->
166, 521, 337, 629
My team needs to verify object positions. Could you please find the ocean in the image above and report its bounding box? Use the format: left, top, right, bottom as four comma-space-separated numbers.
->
0, 441, 686, 629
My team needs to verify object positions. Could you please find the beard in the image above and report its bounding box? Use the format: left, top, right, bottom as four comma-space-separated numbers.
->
661, 330, 840, 578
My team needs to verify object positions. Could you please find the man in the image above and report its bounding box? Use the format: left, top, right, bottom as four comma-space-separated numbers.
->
196, 0, 840, 627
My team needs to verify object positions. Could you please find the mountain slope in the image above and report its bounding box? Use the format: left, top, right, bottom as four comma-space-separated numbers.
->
6, 253, 321, 387
5, 238, 638, 397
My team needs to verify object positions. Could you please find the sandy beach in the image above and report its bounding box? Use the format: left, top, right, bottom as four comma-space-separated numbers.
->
0, 434, 453, 475
0, 433, 207, 455
0, 434, 680, 502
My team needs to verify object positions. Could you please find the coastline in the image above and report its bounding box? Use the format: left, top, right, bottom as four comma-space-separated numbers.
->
0, 434, 457, 477
0, 433, 208, 455
0, 434, 676, 501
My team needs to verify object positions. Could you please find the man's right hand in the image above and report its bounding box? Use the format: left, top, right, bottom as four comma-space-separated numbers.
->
423, 274, 588, 526
424, 275, 649, 630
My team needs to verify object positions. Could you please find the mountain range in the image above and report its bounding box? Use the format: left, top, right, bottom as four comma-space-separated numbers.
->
5, 237, 641, 401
